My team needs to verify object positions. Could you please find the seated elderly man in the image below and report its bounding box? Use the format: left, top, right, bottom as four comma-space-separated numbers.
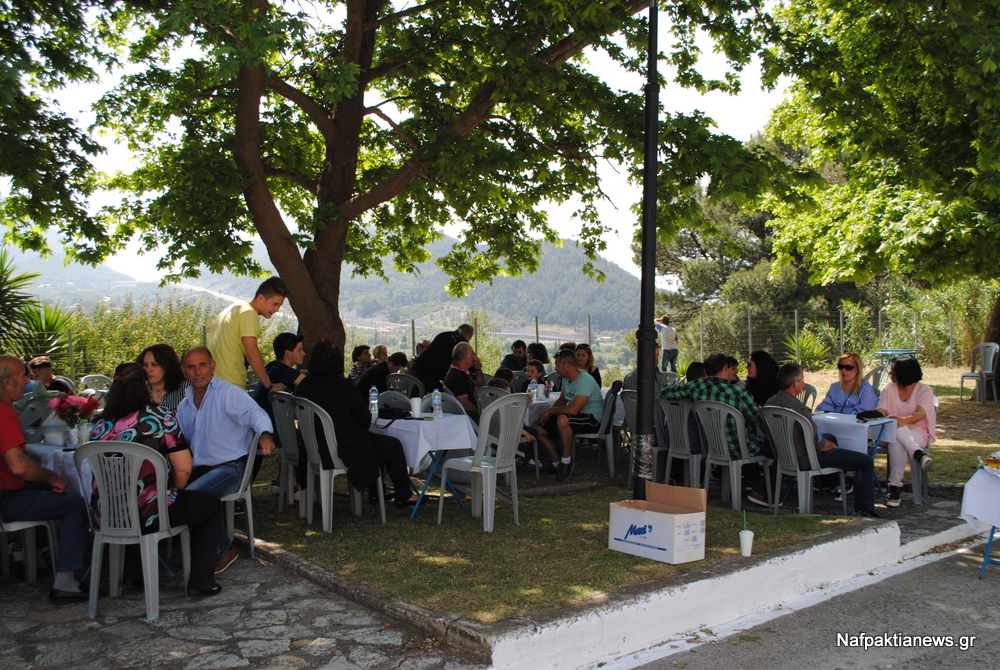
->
0, 356, 89, 602
176, 347, 275, 573
443, 342, 485, 420
533, 348, 604, 481
766, 363, 880, 518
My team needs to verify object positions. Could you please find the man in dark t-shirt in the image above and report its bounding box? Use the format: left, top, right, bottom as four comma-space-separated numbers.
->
27, 356, 72, 393
443, 342, 484, 420
252, 333, 306, 416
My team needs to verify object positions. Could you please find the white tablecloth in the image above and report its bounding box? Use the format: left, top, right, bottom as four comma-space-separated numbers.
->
961, 468, 1000, 528
368, 413, 478, 470
812, 413, 896, 454
525, 397, 556, 425
26, 443, 91, 499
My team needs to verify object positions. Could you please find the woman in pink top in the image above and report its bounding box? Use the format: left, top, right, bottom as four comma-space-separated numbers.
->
874, 356, 936, 508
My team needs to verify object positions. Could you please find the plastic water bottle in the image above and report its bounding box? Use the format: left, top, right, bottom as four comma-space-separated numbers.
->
432, 389, 443, 419
527, 379, 538, 401
78, 419, 89, 446
369, 386, 379, 421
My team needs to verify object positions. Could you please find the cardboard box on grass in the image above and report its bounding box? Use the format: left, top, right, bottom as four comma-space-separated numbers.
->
609, 482, 706, 564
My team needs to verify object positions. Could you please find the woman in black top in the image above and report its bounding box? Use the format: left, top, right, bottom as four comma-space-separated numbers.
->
745, 350, 780, 407
295, 340, 416, 508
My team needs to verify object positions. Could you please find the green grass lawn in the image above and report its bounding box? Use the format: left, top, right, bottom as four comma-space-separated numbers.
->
250, 468, 844, 623
249, 366, 997, 623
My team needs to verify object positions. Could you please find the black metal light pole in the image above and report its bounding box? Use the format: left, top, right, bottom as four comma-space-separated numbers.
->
632, 0, 659, 501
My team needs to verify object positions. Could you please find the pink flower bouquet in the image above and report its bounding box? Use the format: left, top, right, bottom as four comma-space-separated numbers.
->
48, 393, 101, 429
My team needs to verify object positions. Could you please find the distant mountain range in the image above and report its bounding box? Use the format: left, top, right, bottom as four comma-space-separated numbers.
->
7, 235, 642, 332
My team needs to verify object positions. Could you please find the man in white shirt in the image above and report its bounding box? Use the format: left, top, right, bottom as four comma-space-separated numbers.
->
655, 315, 679, 373
176, 347, 275, 572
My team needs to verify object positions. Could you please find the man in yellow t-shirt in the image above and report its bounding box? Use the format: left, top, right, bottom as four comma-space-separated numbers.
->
207, 277, 291, 391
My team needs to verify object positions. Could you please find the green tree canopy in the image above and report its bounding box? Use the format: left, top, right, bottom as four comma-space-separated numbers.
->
764, 0, 1000, 287
0, 0, 106, 243
5, 0, 817, 347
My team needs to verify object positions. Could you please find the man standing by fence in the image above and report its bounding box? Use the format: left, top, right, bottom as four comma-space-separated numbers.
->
656, 315, 679, 373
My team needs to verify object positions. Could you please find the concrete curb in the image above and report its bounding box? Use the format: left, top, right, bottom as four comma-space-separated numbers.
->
238, 511, 990, 669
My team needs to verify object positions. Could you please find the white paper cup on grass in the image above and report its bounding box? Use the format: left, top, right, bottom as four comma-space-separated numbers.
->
410, 397, 421, 418
739, 529, 754, 557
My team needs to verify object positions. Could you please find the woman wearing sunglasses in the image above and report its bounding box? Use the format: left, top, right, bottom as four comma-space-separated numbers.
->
816, 352, 879, 414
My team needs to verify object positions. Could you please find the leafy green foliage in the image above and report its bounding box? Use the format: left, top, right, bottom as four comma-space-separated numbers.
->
0, 249, 40, 342
70, 294, 220, 376
781, 329, 830, 371
8, 304, 76, 367
0, 0, 106, 244
766, 1, 1000, 288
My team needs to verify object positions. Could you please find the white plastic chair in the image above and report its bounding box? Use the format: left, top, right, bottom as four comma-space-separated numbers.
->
268, 391, 300, 513
545, 370, 562, 392
419, 392, 468, 416
18, 399, 52, 443
571, 381, 622, 477
663, 372, 681, 385
509, 370, 528, 393
619, 390, 668, 487
760, 406, 847, 515
796, 383, 817, 410
81, 375, 112, 392
221, 433, 261, 559
862, 366, 885, 393
692, 400, 772, 511
386, 373, 425, 399
438, 393, 530, 532
378, 391, 412, 413
0, 485, 60, 583
960, 342, 999, 404
294, 397, 386, 531
661, 398, 703, 488
474, 385, 509, 415
75, 441, 191, 620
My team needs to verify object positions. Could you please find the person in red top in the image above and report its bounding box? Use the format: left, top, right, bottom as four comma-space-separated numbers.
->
0, 356, 90, 602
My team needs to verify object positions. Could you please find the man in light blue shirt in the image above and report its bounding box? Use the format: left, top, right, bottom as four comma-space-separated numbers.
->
532, 349, 604, 480
176, 347, 275, 572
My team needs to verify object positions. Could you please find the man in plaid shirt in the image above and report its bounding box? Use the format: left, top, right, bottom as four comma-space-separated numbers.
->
660, 352, 766, 459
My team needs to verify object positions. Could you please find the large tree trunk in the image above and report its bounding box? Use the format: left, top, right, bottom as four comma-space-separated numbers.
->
234, 62, 347, 350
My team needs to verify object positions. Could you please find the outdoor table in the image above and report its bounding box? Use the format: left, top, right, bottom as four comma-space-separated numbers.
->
26, 443, 91, 499
813, 412, 896, 455
369, 413, 477, 519
960, 467, 1000, 575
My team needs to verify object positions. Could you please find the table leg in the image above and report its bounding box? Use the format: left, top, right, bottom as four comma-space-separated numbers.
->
409, 450, 466, 520
980, 526, 999, 578
869, 425, 888, 506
